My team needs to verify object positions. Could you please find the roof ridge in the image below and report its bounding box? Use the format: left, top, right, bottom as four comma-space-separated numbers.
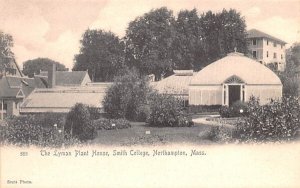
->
247, 29, 287, 44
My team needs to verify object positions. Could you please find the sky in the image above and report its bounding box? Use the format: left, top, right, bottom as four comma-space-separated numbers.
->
1, 0, 299, 70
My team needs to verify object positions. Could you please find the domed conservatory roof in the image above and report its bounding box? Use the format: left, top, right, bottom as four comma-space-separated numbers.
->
190, 52, 282, 85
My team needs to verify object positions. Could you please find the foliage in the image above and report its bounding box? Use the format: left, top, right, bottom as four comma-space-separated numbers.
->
125, 8, 248, 78
0, 30, 15, 74
199, 9, 248, 65
286, 42, 300, 67
0, 113, 68, 147
207, 125, 234, 142
125, 7, 176, 80
172, 9, 205, 70
234, 96, 300, 142
148, 93, 193, 127
92, 118, 131, 130
22, 58, 68, 78
189, 105, 221, 114
73, 29, 125, 81
88, 106, 102, 120
103, 68, 151, 121
219, 101, 248, 118
65, 103, 96, 141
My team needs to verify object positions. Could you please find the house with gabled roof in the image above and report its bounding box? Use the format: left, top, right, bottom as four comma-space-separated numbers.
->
20, 64, 111, 114
0, 75, 47, 119
34, 69, 91, 87
247, 29, 287, 71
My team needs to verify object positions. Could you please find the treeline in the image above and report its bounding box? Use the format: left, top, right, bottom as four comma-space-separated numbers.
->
74, 8, 248, 81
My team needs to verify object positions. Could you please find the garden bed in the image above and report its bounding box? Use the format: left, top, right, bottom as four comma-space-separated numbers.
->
205, 117, 244, 126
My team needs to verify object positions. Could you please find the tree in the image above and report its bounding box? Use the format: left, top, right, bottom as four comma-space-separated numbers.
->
279, 43, 300, 97
0, 30, 15, 73
199, 9, 248, 65
65, 103, 96, 141
103, 68, 151, 121
286, 42, 300, 68
172, 9, 206, 70
125, 7, 176, 80
73, 29, 125, 82
22, 58, 68, 77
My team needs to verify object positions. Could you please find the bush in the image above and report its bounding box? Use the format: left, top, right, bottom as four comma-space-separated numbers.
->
148, 93, 193, 127
234, 96, 300, 142
207, 125, 234, 142
92, 118, 131, 130
219, 101, 248, 118
103, 68, 151, 121
0, 113, 66, 147
189, 105, 221, 114
65, 103, 96, 141
88, 106, 102, 120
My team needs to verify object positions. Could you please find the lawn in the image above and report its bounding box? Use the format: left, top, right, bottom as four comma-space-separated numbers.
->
92, 121, 214, 146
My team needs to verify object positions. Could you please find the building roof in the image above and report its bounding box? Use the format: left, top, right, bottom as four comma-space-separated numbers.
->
190, 52, 282, 85
247, 29, 287, 44
36, 71, 90, 86
20, 85, 110, 113
152, 70, 194, 96
0, 76, 46, 99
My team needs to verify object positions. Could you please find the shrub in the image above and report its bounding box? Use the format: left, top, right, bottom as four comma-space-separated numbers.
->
189, 105, 221, 114
92, 118, 131, 130
148, 93, 193, 127
88, 106, 102, 120
65, 103, 96, 141
103, 68, 151, 121
234, 96, 300, 142
0, 113, 66, 147
207, 125, 234, 142
219, 101, 248, 118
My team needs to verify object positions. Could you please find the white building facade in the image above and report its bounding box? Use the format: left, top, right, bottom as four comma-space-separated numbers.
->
247, 29, 287, 71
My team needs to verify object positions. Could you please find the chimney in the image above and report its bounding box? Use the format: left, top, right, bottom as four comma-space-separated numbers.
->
48, 63, 56, 88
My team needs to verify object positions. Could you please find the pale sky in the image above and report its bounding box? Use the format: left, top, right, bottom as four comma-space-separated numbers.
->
1, 0, 299, 69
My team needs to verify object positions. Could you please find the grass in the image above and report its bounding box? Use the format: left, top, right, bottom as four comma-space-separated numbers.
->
92, 121, 214, 146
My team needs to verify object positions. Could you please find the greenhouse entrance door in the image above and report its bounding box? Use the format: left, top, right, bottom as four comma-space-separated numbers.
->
228, 85, 241, 106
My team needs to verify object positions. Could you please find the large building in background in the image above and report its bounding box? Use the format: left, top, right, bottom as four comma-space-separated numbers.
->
247, 29, 287, 71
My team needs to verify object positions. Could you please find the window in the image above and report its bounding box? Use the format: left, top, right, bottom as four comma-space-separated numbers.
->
252, 39, 257, 45
267, 51, 269, 58
0, 103, 7, 110
281, 54, 283, 59
252, 51, 257, 59
267, 40, 269, 45
274, 42, 277, 47
281, 44, 283, 49
273, 53, 277, 59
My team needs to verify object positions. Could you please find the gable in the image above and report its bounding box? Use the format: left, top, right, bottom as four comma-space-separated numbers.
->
224, 75, 245, 84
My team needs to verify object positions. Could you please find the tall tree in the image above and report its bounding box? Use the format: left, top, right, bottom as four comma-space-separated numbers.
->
199, 9, 248, 65
22, 58, 68, 78
286, 42, 300, 68
73, 29, 125, 82
0, 30, 14, 72
172, 9, 206, 70
125, 7, 176, 80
